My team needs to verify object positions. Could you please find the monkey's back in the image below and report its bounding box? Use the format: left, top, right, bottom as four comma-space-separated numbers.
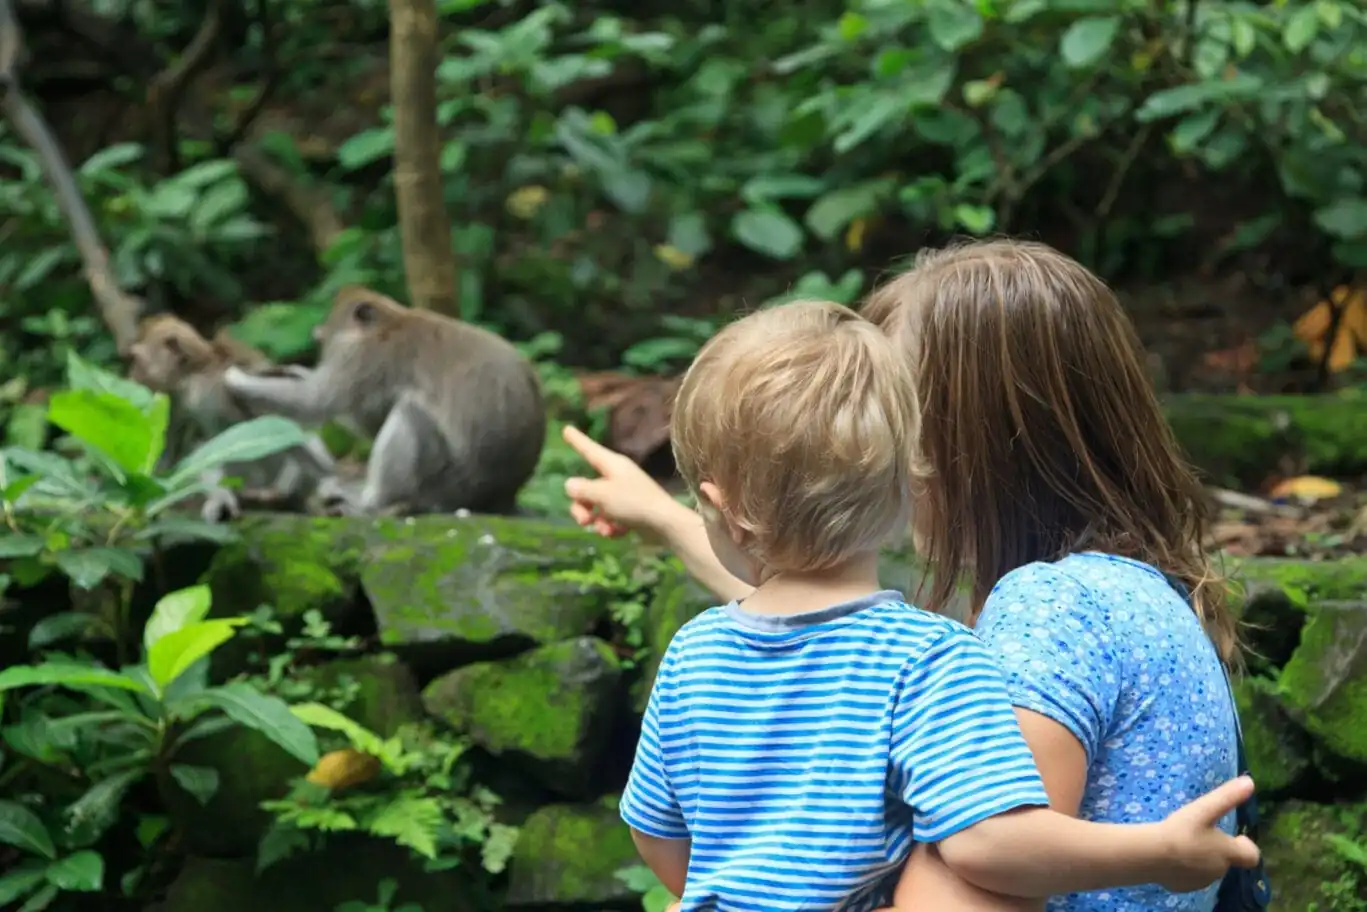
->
407, 313, 546, 513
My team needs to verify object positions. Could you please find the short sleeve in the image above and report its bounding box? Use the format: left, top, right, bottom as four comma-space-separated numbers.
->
890, 625, 1050, 843
975, 562, 1122, 764
619, 644, 690, 840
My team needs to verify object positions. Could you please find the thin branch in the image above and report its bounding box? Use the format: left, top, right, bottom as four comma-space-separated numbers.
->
0, 0, 143, 352
217, 0, 277, 152
146, 0, 226, 172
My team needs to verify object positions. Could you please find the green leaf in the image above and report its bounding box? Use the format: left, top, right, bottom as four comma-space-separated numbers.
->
79, 143, 143, 176
954, 204, 996, 234
134, 518, 238, 546
0, 662, 152, 696
194, 683, 320, 766
0, 801, 56, 859
55, 547, 144, 590
0, 534, 45, 558
28, 612, 99, 649
1230, 18, 1257, 57
168, 416, 308, 488
291, 701, 387, 756
0, 862, 47, 905
143, 585, 213, 652
1283, 4, 1319, 52
1059, 16, 1120, 68
17, 882, 58, 912
1135, 74, 1262, 122
64, 352, 157, 410
804, 181, 893, 241
1313, 198, 1367, 240
337, 128, 395, 171
731, 208, 804, 260
43, 851, 103, 892
63, 769, 147, 849
169, 764, 221, 805
46, 390, 158, 477
738, 175, 826, 205
927, 0, 983, 51
147, 618, 248, 690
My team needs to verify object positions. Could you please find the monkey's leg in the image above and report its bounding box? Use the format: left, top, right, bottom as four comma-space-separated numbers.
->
221, 366, 336, 427
348, 394, 446, 515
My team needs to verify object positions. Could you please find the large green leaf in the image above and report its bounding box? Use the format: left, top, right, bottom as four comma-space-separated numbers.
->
0, 801, 56, 859
168, 417, 308, 487
1059, 16, 1120, 69
146, 618, 248, 690
194, 683, 320, 766
46, 390, 158, 478
730, 208, 804, 260
0, 862, 47, 905
0, 663, 152, 696
63, 769, 146, 848
0, 534, 45, 558
43, 851, 103, 892
143, 585, 214, 653
169, 764, 221, 805
64, 351, 157, 410
54, 547, 144, 590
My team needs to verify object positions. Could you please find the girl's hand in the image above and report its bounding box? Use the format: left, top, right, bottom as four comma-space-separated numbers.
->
562, 425, 682, 539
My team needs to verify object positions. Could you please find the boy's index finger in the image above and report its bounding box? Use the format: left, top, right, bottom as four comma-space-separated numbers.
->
562, 425, 617, 471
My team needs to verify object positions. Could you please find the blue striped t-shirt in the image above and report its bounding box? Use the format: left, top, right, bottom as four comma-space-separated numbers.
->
620, 590, 1052, 912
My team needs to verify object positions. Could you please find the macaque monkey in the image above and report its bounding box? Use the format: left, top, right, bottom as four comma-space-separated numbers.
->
221, 287, 547, 517
126, 314, 337, 522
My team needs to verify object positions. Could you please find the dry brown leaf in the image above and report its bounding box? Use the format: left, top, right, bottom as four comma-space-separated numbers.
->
305, 748, 381, 791
1201, 338, 1259, 377
1293, 285, 1367, 373
576, 371, 682, 464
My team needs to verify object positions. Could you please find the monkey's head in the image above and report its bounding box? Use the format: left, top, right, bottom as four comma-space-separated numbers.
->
315, 286, 403, 352
127, 315, 217, 391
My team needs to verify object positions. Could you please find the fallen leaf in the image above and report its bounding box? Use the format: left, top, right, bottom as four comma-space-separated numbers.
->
1268, 475, 1344, 503
1202, 338, 1259, 376
1293, 285, 1367, 373
305, 748, 381, 791
505, 185, 549, 220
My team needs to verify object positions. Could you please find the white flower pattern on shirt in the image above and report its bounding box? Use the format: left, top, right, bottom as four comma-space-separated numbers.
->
976, 552, 1238, 912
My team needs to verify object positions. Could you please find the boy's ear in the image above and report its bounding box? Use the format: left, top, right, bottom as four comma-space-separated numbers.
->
700, 481, 753, 547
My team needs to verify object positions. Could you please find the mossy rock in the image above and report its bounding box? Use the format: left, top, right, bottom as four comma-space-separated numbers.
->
300, 654, 426, 737
204, 513, 367, 627
423, 636, 623, 799
1232, 675, 1311, 794
1228, 556, 1367, 670
149, 836, 482, 912
1276, 598, 1367, 764
158, 726, 308, 858
506, 796, 639, 908
631, 565, 713, 714
360, 515, 635, 672
1260, 800, 1367, 911
1163, 391, 1367, 488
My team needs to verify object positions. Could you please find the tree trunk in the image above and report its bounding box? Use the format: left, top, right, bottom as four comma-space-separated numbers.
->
387, 0, 459, 316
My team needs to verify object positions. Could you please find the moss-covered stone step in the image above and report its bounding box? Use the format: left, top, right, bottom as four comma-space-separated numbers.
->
505, 797, 640, 908
1259, 800, 1367, 911
1162, 391, 1367, 487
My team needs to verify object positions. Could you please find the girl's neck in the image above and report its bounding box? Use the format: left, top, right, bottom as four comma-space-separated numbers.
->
741, 551, 884, 616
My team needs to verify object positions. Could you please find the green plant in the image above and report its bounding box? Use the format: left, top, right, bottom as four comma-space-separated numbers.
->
240, 606, 367, 710
554, 554, 663, 669
258, 703, 518, 878
335, 879, 425, 912
615, 863, 677, 912
0, 584, 320, 907
0, 352, 308, 662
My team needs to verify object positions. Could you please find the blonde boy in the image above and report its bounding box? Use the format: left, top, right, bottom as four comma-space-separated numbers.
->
619, 301, 1257, 911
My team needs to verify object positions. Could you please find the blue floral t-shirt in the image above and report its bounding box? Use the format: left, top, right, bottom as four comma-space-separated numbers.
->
976, 552, 1238, 912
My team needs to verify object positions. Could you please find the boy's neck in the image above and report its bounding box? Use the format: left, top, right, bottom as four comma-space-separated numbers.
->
741, 551, 884, 616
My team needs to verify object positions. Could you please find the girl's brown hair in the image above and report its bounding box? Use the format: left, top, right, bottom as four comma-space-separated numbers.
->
863, 239, 1237, 665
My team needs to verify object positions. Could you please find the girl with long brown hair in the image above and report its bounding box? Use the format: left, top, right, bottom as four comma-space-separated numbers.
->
563, 239, 1246, 912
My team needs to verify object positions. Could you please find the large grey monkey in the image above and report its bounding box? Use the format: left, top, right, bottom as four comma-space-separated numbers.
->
221, 286, 546, 516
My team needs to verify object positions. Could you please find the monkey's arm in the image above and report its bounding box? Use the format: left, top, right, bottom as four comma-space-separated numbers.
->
222, 366, 337, 427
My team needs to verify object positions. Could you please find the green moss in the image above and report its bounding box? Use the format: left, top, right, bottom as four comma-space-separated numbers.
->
1231, 675, 1310, 793
1277, 601, 1367, 764
423, 638, 620, 761
204, 514, 365, 623
360, 515, 634, 652
1261, 801, 1367, 912
300, 654, 425, 737
505, 800, 638, 906
632, 564, 713, 713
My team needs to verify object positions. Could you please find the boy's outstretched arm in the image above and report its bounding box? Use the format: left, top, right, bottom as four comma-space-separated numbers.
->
631, 829, 690, 899
935, 776, 1261, 898
882, 844, 1043, 912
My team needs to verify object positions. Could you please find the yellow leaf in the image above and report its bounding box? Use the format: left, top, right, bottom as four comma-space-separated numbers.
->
653, 244, 694, 271
505, 185, 550, 220
1293, 286, 1367, 372
305, 748, 381, 791
1268, 475, 1343, 503
845, 218, 868, 253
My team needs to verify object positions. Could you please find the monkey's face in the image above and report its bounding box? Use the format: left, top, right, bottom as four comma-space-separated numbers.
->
314, 295, 382, 353
127, 319, 214, 391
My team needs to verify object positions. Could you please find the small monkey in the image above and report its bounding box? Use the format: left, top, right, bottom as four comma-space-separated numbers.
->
126, 315, 337, 522
221, 287, 547, 516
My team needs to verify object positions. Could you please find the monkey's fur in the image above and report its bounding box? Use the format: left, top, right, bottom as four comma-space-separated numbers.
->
221, 287, 547, 517
126, 314, 336, 521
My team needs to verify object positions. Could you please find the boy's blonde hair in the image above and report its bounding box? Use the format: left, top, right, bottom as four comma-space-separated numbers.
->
671, 299, 923, 574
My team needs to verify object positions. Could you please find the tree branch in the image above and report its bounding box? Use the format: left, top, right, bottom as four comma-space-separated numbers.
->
146, 0, 226, 172
0, 0, 143, 353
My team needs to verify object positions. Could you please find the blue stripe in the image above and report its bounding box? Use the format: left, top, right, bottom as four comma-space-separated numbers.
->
620, 597, 1050, 911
